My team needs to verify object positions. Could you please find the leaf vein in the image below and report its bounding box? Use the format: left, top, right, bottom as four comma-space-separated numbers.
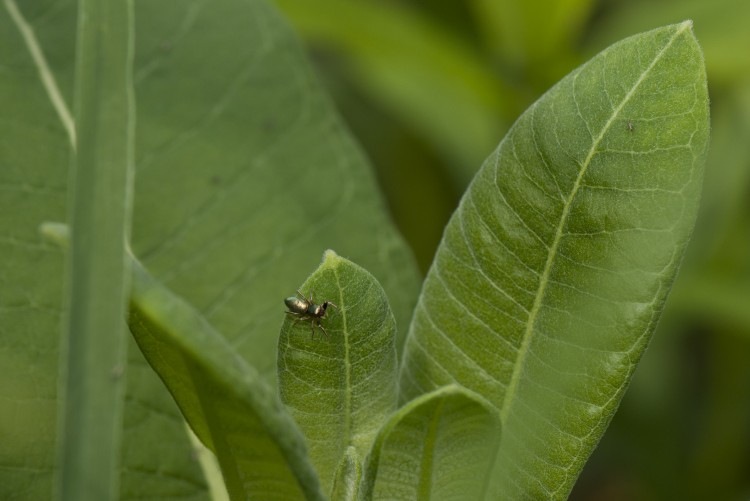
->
498, 23, 690, 423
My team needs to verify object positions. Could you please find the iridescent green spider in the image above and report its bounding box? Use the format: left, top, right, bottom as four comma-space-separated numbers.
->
284, 290, 337, 339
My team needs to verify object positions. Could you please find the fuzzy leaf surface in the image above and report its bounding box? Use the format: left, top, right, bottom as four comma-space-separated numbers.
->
331, 446, 361, 501
399, 22, 709, 499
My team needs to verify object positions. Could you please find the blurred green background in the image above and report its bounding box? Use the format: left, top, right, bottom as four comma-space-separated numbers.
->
273, 0, 750, 499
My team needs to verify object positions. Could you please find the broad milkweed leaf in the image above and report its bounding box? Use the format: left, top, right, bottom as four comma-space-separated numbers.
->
132, 0, 420, 378
360, 385, 501, 501
278, 250, 397, 496
0, 4, 72, 498
1, 0, 419, 498
128, 257, 325, 501
399, 22, 709, 499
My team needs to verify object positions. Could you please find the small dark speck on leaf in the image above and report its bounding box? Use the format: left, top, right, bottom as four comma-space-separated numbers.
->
210, 175, 222, 186
262, 118, 277, 132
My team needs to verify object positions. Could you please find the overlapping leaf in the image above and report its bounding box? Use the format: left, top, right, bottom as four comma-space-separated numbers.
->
129, 258, 325, 501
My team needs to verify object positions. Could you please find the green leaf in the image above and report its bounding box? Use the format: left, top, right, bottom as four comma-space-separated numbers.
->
399, 22, 709, 499
361, 385, 501, 501
56, 1, 134, 499
132, 0, 420, 382
128, 257, 325, 501
278, 250, 397, 495
0, 4, 70, 498
2, 0, 419, 498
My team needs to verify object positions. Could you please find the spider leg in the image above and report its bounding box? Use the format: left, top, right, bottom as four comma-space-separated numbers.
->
325, 302, 338, 319
287, 312, 308, 333
309, 319, 317, 340
286, 311, 304, 325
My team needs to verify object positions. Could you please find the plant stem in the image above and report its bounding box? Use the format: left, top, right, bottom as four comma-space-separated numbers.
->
56, 1, 135, 499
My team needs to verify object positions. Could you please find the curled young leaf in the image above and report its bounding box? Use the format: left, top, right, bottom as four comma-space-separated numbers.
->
361, 385, 501, 501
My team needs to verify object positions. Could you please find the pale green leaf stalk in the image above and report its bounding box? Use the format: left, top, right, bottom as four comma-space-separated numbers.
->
360, 385, 501, 501
127, 258, 325, 501
56, 0, 135, 499
278, 250, 398, 495
331, 446, 362, 501
399, 21, 709, 499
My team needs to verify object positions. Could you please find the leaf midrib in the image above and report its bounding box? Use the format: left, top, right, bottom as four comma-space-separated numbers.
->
334, 266, 353, 451
497, 22, 690, 423
417, 397, 444, 499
